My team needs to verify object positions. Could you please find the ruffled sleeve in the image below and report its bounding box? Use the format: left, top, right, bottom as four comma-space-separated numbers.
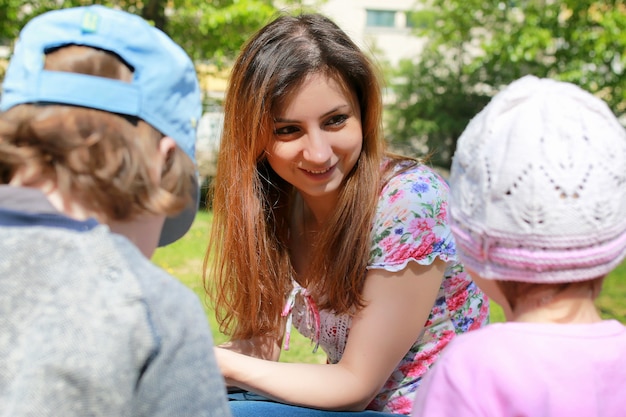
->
368, 162, 457, 272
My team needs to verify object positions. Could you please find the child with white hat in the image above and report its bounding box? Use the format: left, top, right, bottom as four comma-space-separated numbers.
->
0, 5, 230, 416
412, 75, 626, 417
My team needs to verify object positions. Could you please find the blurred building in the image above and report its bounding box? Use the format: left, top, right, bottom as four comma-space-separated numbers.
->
309, 0, 426, 67
196, 111, 224, 177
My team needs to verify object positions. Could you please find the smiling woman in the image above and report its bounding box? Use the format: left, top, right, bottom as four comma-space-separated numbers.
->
204, 12, 489, 416
266, 73, 363, 219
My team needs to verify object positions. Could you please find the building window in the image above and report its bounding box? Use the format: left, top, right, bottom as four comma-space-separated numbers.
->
366, 9, 396, 28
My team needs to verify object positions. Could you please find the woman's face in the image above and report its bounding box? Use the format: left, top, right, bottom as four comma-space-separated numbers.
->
265, 73, 362, 206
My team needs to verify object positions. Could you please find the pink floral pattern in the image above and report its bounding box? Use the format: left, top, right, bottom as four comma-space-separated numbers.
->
290, 161, 489, 415
366, 162, 489, 415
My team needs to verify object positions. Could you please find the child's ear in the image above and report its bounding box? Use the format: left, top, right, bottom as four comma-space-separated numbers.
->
154, 136, 177, 179
158, 136, 177, 161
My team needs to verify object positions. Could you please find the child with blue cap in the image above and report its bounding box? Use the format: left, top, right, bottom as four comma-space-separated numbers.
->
411, 75, 626, 416
0, 5, 231, 416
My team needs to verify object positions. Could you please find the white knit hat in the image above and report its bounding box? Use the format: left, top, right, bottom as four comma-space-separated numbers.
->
449, 75, 626, 283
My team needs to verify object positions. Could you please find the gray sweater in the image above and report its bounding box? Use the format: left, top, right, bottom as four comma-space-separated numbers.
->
0, 186, 231, 417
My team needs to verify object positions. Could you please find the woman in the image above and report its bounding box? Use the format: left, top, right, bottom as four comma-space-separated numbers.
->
206, 13, 489, 416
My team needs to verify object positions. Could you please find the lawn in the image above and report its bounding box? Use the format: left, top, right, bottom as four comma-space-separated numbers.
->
152, 211, 327, 364
153, 210, 626, 364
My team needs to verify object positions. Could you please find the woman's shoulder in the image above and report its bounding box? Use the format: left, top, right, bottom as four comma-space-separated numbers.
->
380, 158, 450, 203
376, 158, 450, 218
369, 158, 456, 270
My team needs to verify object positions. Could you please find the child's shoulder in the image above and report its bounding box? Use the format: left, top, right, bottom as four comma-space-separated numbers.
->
110, 234, 199, 304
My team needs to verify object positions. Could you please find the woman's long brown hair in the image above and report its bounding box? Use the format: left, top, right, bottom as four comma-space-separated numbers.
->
206, 14, 388, 341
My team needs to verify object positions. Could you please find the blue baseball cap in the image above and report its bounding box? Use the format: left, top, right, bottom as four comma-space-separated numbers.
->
0, 5, 202, 246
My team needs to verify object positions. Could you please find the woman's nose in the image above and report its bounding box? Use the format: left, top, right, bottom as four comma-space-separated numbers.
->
302, 130, 332, 163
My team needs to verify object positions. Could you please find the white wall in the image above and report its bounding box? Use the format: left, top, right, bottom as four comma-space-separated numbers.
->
311, 0, 426, 67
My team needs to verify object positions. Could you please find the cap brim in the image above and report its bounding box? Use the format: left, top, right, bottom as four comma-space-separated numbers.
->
158, 174, 199, 247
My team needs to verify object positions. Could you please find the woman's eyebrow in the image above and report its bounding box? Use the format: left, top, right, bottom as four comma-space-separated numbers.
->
274, 104, 351, 123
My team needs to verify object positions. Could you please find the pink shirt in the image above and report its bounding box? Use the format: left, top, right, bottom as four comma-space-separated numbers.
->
412, 320, 626, 417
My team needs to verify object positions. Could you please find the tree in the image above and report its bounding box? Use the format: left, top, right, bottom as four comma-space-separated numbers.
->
0, 1, 273, 62
387, 0, 626, 169
0, 0, 320, 65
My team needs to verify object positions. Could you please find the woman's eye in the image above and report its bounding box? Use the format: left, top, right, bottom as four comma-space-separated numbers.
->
274, 125, 300, 136
326, 114, 348, 127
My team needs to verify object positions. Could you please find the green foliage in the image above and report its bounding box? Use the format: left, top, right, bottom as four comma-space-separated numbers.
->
0, 1, 141, 42
388, 0, 626, 169
0, 0, 315, 68
170, 0, 325, 63
167, 0, 277, 64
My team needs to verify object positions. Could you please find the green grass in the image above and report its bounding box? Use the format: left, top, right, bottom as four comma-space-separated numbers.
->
153, 211, 626, 364
597, 261, 626, 322
487, 262, 626, 324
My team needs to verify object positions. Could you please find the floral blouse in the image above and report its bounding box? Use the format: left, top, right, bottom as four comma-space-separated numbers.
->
285, 161, 490, 415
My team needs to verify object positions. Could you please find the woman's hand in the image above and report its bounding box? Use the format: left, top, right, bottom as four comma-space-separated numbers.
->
213, 346, 238, 387
218, 336, 282, 361
215, 336, 283, 389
